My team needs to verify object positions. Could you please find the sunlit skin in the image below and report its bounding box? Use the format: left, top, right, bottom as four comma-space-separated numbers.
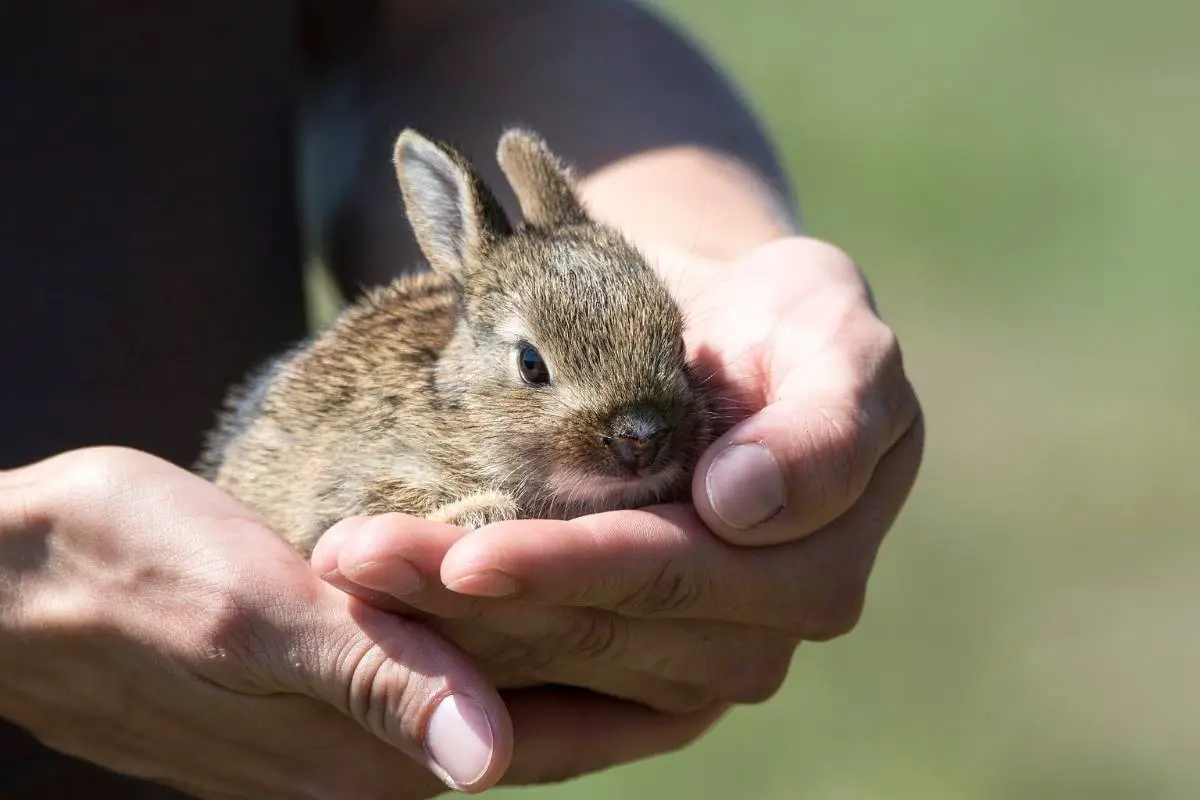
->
0, 2, 924, 794
315, 233, 925, 718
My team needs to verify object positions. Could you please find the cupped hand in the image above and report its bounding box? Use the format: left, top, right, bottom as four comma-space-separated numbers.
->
315, 236, 923, 715
669, 235, 923, 548
0, 447, 722, 798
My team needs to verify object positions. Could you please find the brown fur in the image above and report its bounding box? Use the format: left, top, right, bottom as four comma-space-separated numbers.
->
198, 128, 714, 556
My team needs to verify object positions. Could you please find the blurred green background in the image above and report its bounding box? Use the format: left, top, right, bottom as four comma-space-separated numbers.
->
490, 1, 1200, 798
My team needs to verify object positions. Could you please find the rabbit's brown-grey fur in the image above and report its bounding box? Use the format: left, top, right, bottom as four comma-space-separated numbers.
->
198, 128, 713, 555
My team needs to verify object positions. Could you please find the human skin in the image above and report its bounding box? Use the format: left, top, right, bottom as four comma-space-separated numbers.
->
314, 0, 924, 722
0, 3, 754, 797
316, 200, 924, 717
0, 448, 727, 798
0, 1, 923, 796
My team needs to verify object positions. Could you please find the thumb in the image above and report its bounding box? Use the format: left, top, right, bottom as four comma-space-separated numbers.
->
268, 585, 514, 794
693, 364, 918, 547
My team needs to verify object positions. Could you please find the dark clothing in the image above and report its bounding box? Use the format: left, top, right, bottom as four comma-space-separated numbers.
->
1, 3, 311, 795
0, 2, 774, 794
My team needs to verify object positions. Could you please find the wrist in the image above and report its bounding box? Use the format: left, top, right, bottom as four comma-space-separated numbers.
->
578, 145, 798, 265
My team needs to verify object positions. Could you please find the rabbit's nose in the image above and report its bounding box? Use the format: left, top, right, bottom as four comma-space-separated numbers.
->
608, 434, 666, 472
605, 406, 671, 473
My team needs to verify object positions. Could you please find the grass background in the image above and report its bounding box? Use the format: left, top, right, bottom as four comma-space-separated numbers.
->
481, 1, 1200, 798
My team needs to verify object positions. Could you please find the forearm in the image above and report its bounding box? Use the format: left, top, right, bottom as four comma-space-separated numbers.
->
308, 0, 798, 288
578, 144, 798, 267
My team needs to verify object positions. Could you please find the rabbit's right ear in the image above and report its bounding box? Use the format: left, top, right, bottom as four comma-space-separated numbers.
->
393, 130, 512, 283
497, 129, 590, 229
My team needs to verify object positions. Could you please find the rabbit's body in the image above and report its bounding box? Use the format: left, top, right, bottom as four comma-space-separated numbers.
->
200, 128, 713, 555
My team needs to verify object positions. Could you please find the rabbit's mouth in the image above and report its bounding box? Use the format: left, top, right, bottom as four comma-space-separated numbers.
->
537, 463, 689, 516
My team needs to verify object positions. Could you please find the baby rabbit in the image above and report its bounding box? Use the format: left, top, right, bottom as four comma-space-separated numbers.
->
198, 128, 714, 556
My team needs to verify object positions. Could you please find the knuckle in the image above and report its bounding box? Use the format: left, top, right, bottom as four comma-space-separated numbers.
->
803, 238, 860, 275
875, 328, 921, 420
16, 447, 183, 526
722, 641, 797, 704
613, 559, 706, 617
340, 637, 395, 726
332, 618, 447, 739
306, 623, 435, 746
47, 447, 130, 504
801, 579, 867, 642
16, 447, 156, 531
58, 445, 159, 488
875, 318, 902, 361
701, 632, 798, 705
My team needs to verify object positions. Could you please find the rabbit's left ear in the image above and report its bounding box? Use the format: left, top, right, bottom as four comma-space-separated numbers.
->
393, 129, 513, 285
497, 128, 589, 229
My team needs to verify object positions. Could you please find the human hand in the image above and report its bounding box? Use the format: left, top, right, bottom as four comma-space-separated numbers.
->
0, 447, 723, 798
313, 236, 923, 714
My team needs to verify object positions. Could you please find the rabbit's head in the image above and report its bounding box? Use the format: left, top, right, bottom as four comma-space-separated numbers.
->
393, 129, 712, 515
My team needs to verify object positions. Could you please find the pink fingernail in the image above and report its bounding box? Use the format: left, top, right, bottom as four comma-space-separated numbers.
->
706, 443, 786, 530
445, 569, 518, 598
343, 558, 424, 597
426, 694, 496, 789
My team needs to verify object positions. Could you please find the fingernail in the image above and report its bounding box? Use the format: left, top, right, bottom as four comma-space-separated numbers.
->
426, 694, 495, 789
706, 442, 786, 530
444, 569, 518, 598
343, 558, 424, 597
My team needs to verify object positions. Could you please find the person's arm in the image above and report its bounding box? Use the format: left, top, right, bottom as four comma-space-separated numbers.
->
579, 145, 798, 264
309, 0, 924, 725
0, 448, 723, 796
302, 0, 798, 287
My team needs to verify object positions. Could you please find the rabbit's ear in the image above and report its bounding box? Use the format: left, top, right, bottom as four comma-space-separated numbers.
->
497, 129, 589, 229
393, 130, 512, 282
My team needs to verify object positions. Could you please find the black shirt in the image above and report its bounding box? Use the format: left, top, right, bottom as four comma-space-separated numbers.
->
2, 3, 316, 795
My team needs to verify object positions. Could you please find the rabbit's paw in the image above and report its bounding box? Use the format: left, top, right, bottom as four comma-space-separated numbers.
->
428, 491, 521, 531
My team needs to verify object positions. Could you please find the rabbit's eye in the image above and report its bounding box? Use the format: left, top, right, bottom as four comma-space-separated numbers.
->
518, 344, 550, 386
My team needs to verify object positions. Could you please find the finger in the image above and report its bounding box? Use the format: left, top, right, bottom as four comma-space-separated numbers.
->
422, 610, 794, 709
515, 660, 714, 715
253, 584, 515, 794
310, 516, 418, 614
499, 688, 730, 787
441, 417, 924, 638
228, 687, 728, 797
313, 514, 492, 619
313, 514, 798, 706
316, 517, 797, 706
314, 516, 784, 706
695, 313, 920, 546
